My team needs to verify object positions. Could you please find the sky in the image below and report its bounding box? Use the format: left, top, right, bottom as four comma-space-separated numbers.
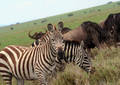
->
0, 0, 119, 26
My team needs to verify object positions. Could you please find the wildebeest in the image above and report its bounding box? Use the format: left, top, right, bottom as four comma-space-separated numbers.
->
100, 13, 120, 46
28, 31, 45, 40
64, 21, 106, 49
58, 21, 71, 34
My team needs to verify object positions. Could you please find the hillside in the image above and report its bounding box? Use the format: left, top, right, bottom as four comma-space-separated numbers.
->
0, 1, 120, 49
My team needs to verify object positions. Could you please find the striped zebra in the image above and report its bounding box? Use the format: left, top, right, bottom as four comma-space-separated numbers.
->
0, 24, 65, 85
65, 40, 92, 72
51, 40, 92, 78
30, 23, 92, 74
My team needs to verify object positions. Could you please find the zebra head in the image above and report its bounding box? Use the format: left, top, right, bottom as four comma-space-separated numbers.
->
47, 23, 65, 61
75, 41, 92, 73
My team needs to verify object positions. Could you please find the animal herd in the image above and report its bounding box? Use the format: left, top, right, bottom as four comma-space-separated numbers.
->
29, 12, 120, 57
0, 12, 120, 85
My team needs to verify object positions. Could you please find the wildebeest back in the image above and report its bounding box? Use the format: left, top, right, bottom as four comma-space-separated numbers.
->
63, 26, 87, 42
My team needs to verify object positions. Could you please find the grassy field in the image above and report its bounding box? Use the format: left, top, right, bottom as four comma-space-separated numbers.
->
0, 1, 120, 85
51, 47, 120, 85
1, 47, 120, 85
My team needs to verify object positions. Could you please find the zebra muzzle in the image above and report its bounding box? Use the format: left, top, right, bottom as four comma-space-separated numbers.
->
57, 48, 65, 61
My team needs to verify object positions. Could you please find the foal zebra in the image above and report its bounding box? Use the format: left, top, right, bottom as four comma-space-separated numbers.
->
50, 40, 92, 78
63, 40, 92, 72
0, 24, 65, 85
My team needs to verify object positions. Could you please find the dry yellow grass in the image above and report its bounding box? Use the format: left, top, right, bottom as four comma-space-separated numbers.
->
0, 47, 120, 85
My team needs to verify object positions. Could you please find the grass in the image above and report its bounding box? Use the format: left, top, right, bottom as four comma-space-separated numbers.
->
0, 1, 120, 85
1, 47, 120, 85
51, 47, 120, 85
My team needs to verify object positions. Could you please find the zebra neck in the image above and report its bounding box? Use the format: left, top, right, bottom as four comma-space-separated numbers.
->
36, 42, 57, 63
49, 43, 57, 58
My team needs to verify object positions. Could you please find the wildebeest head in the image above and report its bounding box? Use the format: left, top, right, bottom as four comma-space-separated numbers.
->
81, 21, 107, 49
102, 13, 120, 45
58, 21, 71, 34
28, 31, 45, 40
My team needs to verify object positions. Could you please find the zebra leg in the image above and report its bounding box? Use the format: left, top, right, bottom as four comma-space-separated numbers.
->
34, 63, 48, 85
0, 73, 12, 85
36, 73, 48, 85
34, 69, 48, 85
17, 79, 24, 85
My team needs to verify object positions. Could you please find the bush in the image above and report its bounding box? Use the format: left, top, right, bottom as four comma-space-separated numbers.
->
117, 2, 120, 5
41, 19, 47, 23
10, 27, 14, 30
33, 22, 37, 25
68, 13, 74, 17
107, 1, 112, 4
97, 9, 101, 12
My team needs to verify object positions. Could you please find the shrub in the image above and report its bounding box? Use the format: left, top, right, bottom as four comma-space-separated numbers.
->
97, 9, 101, 12
68, 13, 73, 17
33, 23, 37, 25
10, 27, 14, 30
117, 2, 120, 5
107, 1, 112, 4
41, 19, 47, 23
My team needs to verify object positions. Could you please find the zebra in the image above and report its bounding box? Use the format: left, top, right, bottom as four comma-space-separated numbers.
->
30, 23, 92, 74
0, 24, 65, 85
66, 40, 92, 72
52, 40, 92, 77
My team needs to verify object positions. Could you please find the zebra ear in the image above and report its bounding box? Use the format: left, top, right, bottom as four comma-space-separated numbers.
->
47, 23, 54, 31
80, 40, 85, 48
58, 21, 64, 31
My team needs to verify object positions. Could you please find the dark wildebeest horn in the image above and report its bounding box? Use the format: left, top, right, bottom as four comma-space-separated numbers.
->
28, 31, 45, 40
28, 31, 38, 40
